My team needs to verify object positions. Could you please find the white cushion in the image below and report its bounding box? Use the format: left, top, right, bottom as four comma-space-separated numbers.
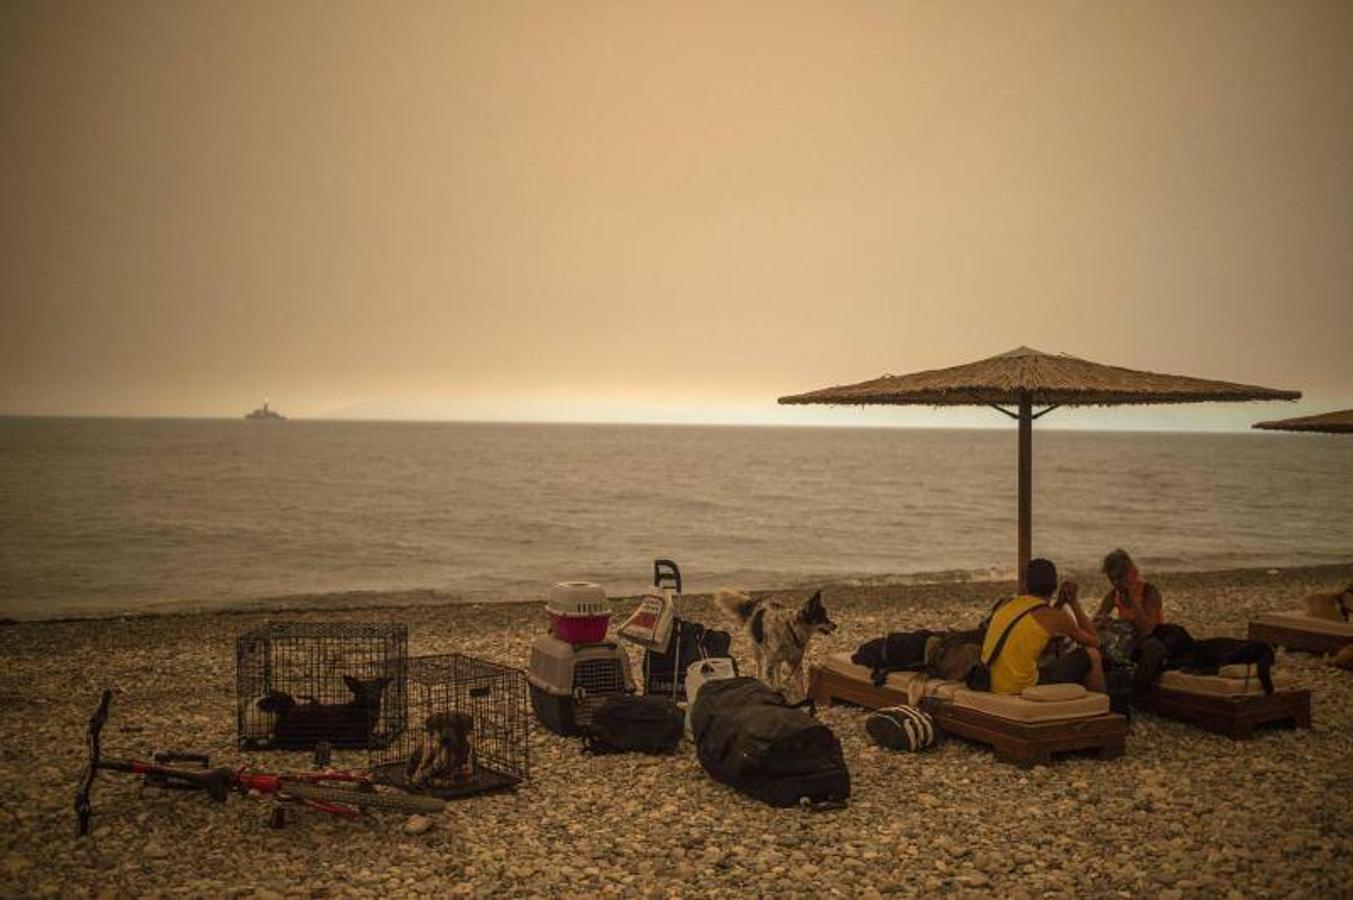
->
822, 652, 1107, 720
1252, 612, 1353, 638
1157, 669, 1290, 697
952, 687, 1109, 722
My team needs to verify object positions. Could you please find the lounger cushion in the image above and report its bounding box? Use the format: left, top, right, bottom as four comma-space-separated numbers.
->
952, 687, 1109, 722
822, 653, 953, 703
1251, 612, 1353, 638
1157, 669, 1291, 697
821, 653, 1107, 721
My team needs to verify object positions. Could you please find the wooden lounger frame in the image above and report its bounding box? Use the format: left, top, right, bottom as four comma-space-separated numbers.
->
808, 664, 1127, 769
1134, 684, 1311, 740
1248, 620, 1351, 656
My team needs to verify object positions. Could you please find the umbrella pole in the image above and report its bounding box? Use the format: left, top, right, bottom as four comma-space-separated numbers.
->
1018, 393, 1032, 593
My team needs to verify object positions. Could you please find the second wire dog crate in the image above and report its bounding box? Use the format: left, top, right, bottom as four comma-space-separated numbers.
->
370, 653, 530, 799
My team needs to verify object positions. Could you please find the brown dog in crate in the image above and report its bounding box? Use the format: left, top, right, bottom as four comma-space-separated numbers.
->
406, 711, 476, 787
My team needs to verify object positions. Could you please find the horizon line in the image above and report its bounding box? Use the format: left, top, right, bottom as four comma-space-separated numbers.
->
0, 411, 1305, 436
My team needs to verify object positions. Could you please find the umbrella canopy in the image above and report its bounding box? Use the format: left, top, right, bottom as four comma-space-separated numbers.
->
1252, 409, 1353, 434
779, 346, 1301, 408
779, 346, 1301, 590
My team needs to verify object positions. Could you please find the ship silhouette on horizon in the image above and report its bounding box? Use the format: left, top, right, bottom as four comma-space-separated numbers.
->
245, 399, 286, 420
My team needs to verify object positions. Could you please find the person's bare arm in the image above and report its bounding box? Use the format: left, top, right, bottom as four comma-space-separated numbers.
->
1032, 604, 1100, 649
1141, 583, 1163, 627
1093, 589, 1115, 624
1054, 581, 1101, 647
1066, 598, 1100, 647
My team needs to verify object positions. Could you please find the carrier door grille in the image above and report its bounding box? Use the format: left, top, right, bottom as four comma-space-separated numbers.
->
572, 658, 626, 726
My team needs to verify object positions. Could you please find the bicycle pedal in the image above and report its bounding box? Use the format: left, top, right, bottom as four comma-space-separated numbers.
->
144, 774, 207, 792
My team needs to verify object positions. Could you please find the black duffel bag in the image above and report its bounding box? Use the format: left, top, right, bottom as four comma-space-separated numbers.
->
1178, 637, 1276, 695
643, 618, 733, 696
852, 630, 936, 686
582, 695, 684, 755
691, 677, 850, 808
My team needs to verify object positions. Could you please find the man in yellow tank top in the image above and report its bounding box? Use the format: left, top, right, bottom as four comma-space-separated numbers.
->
981, 558, 1104, 695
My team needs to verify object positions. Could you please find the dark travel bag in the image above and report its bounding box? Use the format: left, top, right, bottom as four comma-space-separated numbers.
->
852, 630, 936, 686
1176, 637, 1276, 695
691, 677, 850, 808
582, 695, 684, 755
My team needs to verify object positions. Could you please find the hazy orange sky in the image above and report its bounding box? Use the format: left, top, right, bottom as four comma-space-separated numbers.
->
2, 1, 1350, 429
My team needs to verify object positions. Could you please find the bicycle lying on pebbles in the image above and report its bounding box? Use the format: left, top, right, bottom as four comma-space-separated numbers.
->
75, 689, 446, 836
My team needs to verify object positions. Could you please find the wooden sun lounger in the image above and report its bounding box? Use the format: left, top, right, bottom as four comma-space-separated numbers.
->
808, 658, 1127, 769
1133, 669, 1311, 739
1248, 613, 1353, 656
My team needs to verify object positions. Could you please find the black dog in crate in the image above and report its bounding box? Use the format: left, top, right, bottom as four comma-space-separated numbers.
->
258, 675, 392, 748
643, 619, 733, 697
236, 623, 407, 750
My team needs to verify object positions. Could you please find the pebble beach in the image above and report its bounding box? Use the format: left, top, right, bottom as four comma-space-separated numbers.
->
2, 563, 1350, 898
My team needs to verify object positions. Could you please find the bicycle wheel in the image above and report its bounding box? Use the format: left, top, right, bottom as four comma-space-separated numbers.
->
283, 781, 448, 814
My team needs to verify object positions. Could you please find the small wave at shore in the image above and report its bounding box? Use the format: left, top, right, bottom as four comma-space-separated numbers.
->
14, 559, 1352, 624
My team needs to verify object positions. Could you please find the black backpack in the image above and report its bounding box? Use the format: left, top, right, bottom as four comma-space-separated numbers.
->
582, 695, 684, 755
1104, 664, 1135, 719
691, 677, 850, 808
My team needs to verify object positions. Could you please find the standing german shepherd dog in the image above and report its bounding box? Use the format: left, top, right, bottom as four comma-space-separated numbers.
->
715, 588, 836, 698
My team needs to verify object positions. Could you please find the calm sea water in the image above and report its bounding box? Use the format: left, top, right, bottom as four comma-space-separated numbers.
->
1, 417, 1349, 619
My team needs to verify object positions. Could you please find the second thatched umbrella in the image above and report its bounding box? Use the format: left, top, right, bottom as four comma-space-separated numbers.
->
1252, 409, 1353, 434
779, 346, 1301, 590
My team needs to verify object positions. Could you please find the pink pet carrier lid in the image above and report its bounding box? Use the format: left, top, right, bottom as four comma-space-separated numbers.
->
547, 581, 611, 617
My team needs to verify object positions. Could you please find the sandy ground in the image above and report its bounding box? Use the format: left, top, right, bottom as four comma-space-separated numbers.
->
2, 563, 1351, 898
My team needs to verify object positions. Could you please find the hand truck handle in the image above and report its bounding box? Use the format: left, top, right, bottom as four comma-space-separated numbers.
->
653, 559, 682, 593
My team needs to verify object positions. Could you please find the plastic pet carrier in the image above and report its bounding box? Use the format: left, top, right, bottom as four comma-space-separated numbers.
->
236, 622, 407, 751
527, 635, 635, 736
370, 653, 529, 799
546, 581, 613, 645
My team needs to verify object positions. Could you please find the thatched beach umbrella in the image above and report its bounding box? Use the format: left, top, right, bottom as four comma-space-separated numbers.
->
779, 346, 1301, 590
1252, 409, 1353, 434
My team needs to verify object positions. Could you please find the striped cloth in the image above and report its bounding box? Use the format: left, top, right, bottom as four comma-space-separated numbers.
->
864, 705, 938, 752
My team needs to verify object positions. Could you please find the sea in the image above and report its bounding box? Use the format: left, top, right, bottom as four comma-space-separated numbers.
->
1, 417, 1349, 620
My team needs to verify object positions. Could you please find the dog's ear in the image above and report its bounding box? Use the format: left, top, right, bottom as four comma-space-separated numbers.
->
807, 590, 822, 609
257, 691, 293, 713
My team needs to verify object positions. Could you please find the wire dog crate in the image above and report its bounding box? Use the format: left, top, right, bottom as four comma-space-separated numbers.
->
370, 654, 529, 799
235, 622, 407, 750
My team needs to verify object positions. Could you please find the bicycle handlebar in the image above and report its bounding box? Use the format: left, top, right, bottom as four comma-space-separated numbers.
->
75, 689, 112, 836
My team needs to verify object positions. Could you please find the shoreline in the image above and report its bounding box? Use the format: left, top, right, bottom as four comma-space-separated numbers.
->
2, 562, 1350, 895
5, 559, 1351, 626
